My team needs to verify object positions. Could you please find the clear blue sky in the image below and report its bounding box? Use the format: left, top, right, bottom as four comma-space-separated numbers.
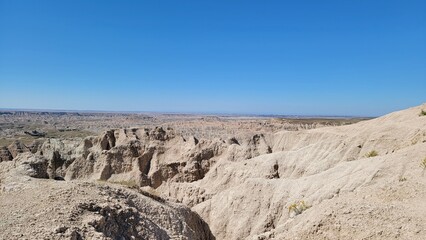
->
0, 1, 425, 116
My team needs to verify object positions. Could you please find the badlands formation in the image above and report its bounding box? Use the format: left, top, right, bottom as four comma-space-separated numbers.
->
0, 104, 426, 239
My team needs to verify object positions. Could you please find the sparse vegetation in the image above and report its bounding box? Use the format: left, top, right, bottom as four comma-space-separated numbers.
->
276, 117, 371, 126
366, 150, 378, 158
139, 188, 165, 203
288, 200, 310, 216
399, 177, 407, 182
419, 109, 426, 116
421, 157, 426, 170
111, 180, 139, 189
99, 180, 165, 202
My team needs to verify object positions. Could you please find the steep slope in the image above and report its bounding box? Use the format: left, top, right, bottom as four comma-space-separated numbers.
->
159, 104, 426, 239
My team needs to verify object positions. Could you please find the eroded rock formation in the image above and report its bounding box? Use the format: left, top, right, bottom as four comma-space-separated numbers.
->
1, 104, 426, 239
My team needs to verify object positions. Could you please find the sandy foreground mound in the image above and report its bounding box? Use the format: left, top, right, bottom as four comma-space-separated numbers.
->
1, 104, 426, 239
0, 179, 213, 240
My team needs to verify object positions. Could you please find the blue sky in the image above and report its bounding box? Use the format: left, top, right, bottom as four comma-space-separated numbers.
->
0, 1, 425, 116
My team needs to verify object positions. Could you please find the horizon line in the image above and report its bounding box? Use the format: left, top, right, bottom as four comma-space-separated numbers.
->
0, 107, 377, 119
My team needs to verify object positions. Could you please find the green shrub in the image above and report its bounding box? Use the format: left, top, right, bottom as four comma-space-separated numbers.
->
420, 110, 426, 116
366, 150, 378, 158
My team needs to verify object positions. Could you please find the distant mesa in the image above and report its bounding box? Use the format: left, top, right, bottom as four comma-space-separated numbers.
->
24, 130, 46, 137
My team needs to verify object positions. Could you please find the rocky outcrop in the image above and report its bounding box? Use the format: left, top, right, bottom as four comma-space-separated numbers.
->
7, 141, 29, 158
26, 127, 272, 189
27, 140, 42, 153
0, 133, 218, 239
0, 146, 13, 162
0, 178, 215, 239
13, 153, 49, 178
0, 140, 43, 162
73, 127, 228, 187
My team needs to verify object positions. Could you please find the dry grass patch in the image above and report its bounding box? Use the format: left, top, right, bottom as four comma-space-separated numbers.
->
398, 177, 407, 182
366, 150, 379, 158
288, 200, 310, 216
421, 157, 426, 170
